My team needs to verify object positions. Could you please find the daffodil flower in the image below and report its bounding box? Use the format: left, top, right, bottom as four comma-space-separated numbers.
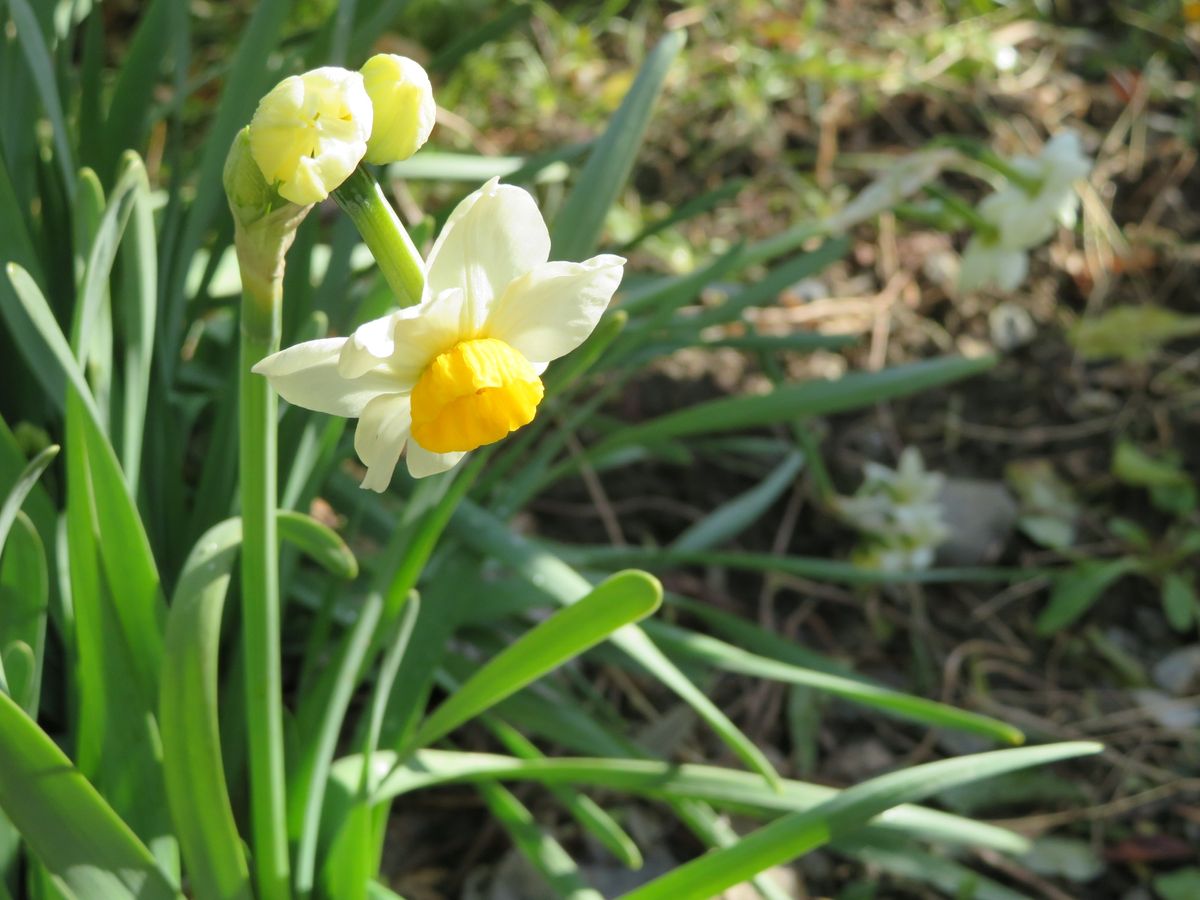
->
249, 67, 373, 206
253, 178, 625, 488
360, 53, 436, 164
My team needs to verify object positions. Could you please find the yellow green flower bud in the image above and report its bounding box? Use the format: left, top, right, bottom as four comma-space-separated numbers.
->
248, 66, 373, 206
360, 54, 435, 165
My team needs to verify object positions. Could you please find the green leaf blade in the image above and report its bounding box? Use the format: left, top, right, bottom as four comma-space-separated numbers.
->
551, 30, 686, 262
413, 570, 663, 748
620, 742, 1102, 900
159, 520, 253, 900
0, 691, 180, 899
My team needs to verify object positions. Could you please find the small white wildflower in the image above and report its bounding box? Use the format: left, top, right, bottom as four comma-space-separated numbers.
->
837, 448, 949, 573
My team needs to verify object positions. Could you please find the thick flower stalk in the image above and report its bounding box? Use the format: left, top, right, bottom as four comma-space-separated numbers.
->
249, 66, 373, 205
960, 131, 1091, 293
223, 126, 305, 900
254, 178, 625, 488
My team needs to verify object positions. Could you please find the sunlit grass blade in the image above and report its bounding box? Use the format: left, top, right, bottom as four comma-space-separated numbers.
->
64, 382, 171, 863
6, 0, 74, 197
672, 451, 804, 552
620, 742, 1102, 900
476, 778, 604, 900
388, 150, 575, 185
0, 691, 180, 899
160, 519, 253, 900
687, 809, 793, 900
558, 544, 1034, 585
574, 355, 997, 471
115, 153, 157, 493
647, 621, 1024, 744
551, 29, 685, 261
350, 749, 1028, 854
411, 570, 662, 749
450, 499, 782, 787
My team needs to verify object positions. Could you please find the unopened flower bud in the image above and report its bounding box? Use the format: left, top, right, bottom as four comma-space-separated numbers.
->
360, 54, 435, 165
248, 67, 373, 206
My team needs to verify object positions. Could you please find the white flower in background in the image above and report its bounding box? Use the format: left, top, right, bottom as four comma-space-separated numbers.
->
253, 178, 625, 489
249, 67, 373, 205
989, 131, 1091, 247
959, 131, 1091, 294
837, 447, 949, 573
360, 53, 436, 164
959, 235, 1029, 294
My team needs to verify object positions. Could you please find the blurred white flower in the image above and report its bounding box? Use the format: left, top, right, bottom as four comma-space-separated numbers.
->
959, 235, 1029, 294
993, 44, 1018, 72
837, 448, 948, 573
253, 178, 624, 489
959, 131, 1091, 293
989, 132, 1091, 248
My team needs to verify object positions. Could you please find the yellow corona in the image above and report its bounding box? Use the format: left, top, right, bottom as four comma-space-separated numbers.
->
410, 339, 544, 453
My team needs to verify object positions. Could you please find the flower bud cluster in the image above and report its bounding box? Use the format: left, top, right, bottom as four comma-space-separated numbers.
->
836, 447, 949, 573
246, 54, 435, 206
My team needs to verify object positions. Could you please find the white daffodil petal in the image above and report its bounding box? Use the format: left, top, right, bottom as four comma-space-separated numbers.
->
406, 443, 466, 479
388, 287, 471, 380
339, 312, 396, 378
425, 179, 551, 325
485, 255, 625, 363
253, 338, 398, 416
354, 393, 412, 492
994, 247, 1029, 293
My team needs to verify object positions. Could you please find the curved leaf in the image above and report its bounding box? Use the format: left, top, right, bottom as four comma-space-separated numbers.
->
551, 30, 685, 261
160, 519, 253, 900
277, 510, 358, 580
346, 749, 1029, 855
0, 691, 180, 899
450, 499, 782, 787
621, 742, 1102, 900
412, 570, 662, 749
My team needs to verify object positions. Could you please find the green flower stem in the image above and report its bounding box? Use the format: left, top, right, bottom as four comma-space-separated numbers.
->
972, 148, 1043, 196
333, 166, 425, 306
237, 236, 292, 900
931, 135, 1043, 195
291, 451, 490, 898
923, 183, 999, 243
